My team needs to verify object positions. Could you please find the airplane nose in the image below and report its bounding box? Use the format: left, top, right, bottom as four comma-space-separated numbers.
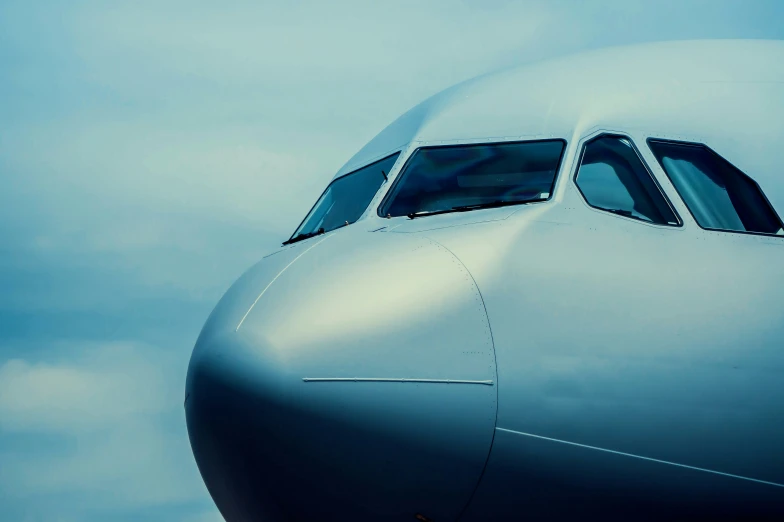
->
185, 332, 290, 521
185, 231, 498, 522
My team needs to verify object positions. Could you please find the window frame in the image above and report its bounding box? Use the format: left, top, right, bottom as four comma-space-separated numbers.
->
646, 138, 784, 238
572, 133, 682, 228
286, 151, 401, 244
376, 138, 568, 218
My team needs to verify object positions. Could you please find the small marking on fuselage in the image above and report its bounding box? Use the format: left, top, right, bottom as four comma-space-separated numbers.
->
302, 377, 494, 385
496, 427, 784, 489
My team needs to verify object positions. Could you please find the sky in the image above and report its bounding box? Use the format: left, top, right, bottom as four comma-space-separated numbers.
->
0, 1, 782, 520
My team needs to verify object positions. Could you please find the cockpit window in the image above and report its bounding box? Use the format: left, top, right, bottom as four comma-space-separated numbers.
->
647, 139, 784, 236
574, 135, 680, 226
286, 152, 400, 245
378, 140, 566, 218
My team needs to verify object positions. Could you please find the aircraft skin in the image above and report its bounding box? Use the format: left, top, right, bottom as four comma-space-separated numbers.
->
185, 40, 784, 521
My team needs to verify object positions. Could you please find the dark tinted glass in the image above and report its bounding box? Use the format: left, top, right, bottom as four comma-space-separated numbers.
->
575, 136, 679, 226
292, 153, 399, 238
380, 140, 565, 218
648, 140, 783, 235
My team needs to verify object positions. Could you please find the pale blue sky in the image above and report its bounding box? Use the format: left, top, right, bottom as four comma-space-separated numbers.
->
1, 1, 782, 520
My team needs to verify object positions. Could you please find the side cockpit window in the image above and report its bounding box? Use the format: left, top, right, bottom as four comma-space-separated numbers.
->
575, 135, 680, 226
379, 140, 566, 218
647, 140, 784, 236
285, 152, 400, 245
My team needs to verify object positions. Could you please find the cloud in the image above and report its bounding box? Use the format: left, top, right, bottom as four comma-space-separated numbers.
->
1, 122, 324, 238
0, 341, 213, 519
0, 342, 169, 433
69, 0, 556, 92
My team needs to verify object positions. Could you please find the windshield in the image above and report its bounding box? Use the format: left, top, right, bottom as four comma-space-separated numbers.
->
288, 152, 400, 243
379, 140, 566, 218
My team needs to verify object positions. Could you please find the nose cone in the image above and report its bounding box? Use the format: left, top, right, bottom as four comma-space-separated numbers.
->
185, 332, 289, 521
186, 231, 498, 522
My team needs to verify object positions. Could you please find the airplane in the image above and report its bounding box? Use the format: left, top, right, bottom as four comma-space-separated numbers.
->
184, 39, 784, 521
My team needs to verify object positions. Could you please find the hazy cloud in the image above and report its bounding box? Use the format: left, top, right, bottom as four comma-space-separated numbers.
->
0, 341, 213, 519
0, 342, 170, 433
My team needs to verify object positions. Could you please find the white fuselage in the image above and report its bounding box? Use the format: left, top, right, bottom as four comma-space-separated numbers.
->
185, 40, 784, 521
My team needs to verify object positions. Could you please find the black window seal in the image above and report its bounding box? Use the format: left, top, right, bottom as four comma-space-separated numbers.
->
285, 151, 401, 245
376, 138, 569, 219
572, 133, 683, 228
646, 138, 784, 239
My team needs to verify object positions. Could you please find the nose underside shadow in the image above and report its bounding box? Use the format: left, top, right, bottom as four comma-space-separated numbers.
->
186, 231, 498, 521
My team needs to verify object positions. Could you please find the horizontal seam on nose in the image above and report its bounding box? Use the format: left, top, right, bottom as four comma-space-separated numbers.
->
302, 377, 494, 385
235, 234, 333, 332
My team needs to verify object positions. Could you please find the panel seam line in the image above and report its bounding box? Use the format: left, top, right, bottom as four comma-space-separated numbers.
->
302, 378, 493, 385
235, 235, 333, 331
496, 427, 784, 489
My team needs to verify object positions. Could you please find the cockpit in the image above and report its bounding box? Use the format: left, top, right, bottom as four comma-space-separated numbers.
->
284, 139, 566, 245
284, 134, 784, 245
